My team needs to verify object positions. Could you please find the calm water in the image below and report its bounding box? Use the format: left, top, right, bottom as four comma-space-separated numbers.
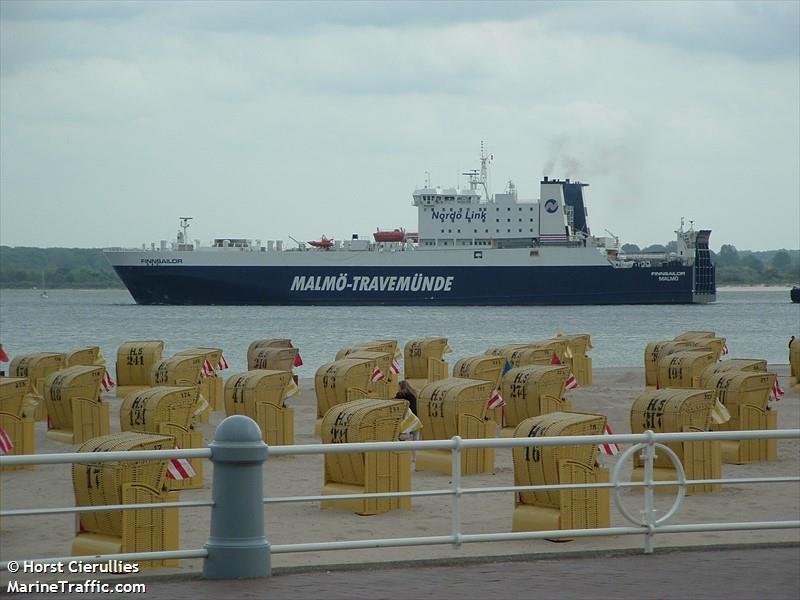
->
0, 288, 797, 377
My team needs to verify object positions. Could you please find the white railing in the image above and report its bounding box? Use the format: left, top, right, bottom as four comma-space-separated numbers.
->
1, 426, 798, 578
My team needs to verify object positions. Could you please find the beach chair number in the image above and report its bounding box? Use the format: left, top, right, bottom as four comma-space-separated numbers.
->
129, 398, 147, 427
127, 348, 144, 366
322, 369, 337, 388
50, 373, 67, 403
154, 365, 169, 384
330, 412, 351, 443
524, 424, 545, 463
643, 398, 667, 430
231, 378, 246, 404
85, 465, 102, 490
668, 358, 682, 381
427, 399, 444, 418
509, 373, 528, 399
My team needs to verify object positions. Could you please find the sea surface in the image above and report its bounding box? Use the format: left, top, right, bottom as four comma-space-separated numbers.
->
0, 287, 797, 377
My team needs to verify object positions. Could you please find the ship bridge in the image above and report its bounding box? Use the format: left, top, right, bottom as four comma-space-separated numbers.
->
413, 170, 591, 250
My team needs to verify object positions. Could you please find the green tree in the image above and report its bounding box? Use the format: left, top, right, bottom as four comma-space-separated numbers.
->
0, 247, 123, 289
717, 244, 739, 266
741, 254, 763, 273
771, 250, 791, 271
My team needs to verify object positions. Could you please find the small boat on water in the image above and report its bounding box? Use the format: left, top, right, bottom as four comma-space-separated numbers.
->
791, 285, 800, 303
39, 271, 48, 299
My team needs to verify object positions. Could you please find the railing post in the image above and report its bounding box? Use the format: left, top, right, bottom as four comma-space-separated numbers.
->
642, 429, 657, 554
203, 415, 270, 579
451, 435, 462, 548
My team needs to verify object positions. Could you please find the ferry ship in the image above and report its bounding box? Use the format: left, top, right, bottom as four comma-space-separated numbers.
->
105, 149, 716, 305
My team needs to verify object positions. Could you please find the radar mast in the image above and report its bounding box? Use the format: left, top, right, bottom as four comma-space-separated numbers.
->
178, 217, 192, 245
462, 141, 493, 200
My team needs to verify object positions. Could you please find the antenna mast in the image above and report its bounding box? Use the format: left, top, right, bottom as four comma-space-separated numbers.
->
179, 217, 193, 244
462, 141, 493, 200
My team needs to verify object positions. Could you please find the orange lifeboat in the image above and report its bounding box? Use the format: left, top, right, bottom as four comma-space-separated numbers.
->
307, 235, 334, 249
372, 228, 406, 243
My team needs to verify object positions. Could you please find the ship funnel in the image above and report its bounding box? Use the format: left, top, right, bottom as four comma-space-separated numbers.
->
563, 180, 590, 236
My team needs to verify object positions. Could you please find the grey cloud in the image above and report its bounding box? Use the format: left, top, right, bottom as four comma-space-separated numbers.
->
0, 1, 144, 20
5, 1, 797, 62
551, 1, 799, 62
0, 1, 548, 29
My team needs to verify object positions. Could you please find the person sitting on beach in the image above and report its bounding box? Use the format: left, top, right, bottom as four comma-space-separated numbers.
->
395, 380, 421, 448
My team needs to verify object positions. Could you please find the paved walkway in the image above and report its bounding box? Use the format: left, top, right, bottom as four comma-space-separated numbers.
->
10, 545, 799, 600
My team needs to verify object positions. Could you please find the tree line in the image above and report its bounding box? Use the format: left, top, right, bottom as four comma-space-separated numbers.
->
0, 247, 123, 289
712, 245, 798, 285
0, 244, 797, 288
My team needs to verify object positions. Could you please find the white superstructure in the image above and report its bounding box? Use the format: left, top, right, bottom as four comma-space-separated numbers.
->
413, 145, 574, 249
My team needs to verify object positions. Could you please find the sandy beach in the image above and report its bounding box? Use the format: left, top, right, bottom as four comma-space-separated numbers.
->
1, 365, 798, 581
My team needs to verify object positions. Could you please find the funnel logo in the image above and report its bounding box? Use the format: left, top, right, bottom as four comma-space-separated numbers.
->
544, 198, 559, 214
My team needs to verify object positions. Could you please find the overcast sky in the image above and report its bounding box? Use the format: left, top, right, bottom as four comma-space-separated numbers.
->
1, 1, 798, 252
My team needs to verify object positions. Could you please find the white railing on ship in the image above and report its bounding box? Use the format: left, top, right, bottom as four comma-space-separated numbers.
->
619, 253, 671, 261
1, 426, 798, 579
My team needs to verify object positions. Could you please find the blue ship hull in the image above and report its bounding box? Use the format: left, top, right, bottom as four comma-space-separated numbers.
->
111, 264, 715, 305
